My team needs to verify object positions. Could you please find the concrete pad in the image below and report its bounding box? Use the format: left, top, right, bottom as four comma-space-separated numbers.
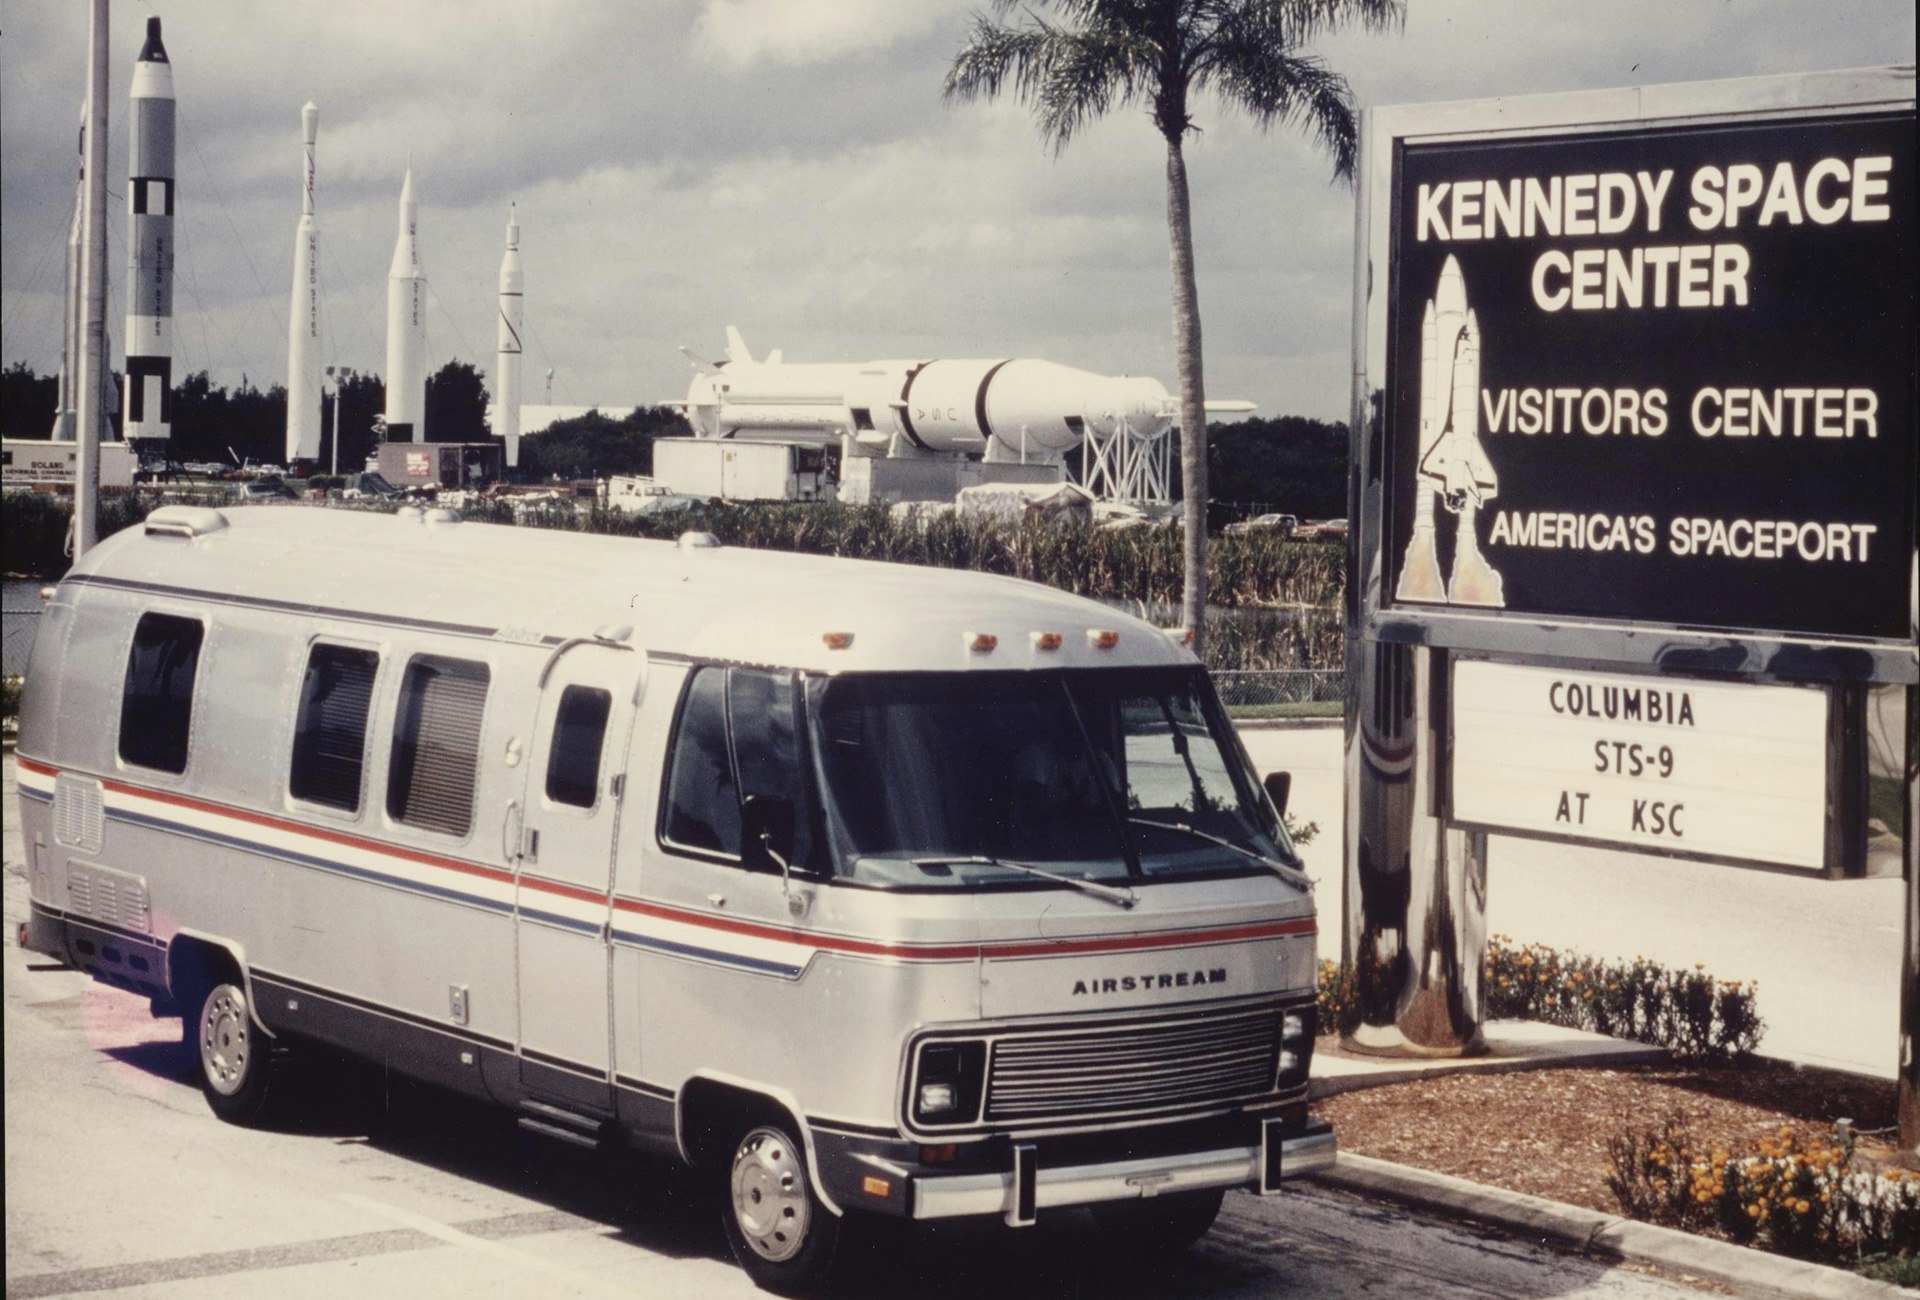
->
1310, 1019, 1667, 1099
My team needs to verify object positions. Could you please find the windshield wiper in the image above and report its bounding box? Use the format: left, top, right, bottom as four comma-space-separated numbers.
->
1125, 817, 1314, 893
910, 856, 1138, 909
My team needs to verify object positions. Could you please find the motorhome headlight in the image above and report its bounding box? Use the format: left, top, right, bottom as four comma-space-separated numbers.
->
1276, 1003, 1317, 1091
912, 1040, 986, 1125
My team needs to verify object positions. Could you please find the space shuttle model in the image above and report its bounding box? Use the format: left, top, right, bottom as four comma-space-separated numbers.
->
383, 168, 428, 442
285, 103, 322, 464
682, 328, 1248, 464
123, 16, 176, 444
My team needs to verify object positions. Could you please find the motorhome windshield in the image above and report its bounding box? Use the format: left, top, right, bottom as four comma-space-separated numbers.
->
808, 668, 1293, 890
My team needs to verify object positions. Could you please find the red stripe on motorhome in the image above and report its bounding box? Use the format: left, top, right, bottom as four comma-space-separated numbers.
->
19, 757, 1315, 961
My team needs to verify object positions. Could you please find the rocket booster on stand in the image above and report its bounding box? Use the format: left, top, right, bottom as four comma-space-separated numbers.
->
383, 167, 427, 442
124, 16, 175, 443
285, 102, 322, 463
494, 205, 523, 469
52, 106, 85, 441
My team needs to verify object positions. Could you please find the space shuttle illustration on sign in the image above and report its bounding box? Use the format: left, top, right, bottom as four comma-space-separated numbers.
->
1397, 254, 1506, 608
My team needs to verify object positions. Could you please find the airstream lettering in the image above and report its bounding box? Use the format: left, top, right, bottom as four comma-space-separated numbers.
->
16, 505, 1330, 1292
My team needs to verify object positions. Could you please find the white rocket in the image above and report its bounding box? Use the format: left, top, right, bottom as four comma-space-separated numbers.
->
51, 106, 85, 442
681, 328, 1250, 460
284, 102, 322, 464
124, 16, 175, 443
494, 204, 523, 469
383, 167, 427, 443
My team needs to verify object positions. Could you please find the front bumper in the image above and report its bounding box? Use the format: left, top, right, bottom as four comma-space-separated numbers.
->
911, 1117, 1336, 1224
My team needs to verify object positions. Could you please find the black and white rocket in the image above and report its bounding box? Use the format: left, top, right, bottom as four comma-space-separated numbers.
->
285, 102, 322, 463
383, 167, 427, 442
494, 205, 523, 468
123, 16, 175, 444
51, 107, 86, 441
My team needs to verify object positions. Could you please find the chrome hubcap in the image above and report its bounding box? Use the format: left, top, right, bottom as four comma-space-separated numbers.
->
199, 985, 251, 1097
730, 1128, 809, 1263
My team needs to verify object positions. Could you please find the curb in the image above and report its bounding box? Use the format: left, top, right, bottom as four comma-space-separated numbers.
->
1312, 1152, 1905, 1300
1231, 716, 1342, 731
1307, 1041, 1667, 1100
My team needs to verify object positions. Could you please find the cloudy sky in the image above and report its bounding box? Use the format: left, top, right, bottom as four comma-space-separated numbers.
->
2, 1, 1913, 422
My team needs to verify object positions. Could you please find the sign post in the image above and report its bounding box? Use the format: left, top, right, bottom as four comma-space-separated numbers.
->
1343, 68, 1918, 1148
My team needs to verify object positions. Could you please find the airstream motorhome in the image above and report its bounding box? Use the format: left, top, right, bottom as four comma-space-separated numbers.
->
17, 505, 1331, 1292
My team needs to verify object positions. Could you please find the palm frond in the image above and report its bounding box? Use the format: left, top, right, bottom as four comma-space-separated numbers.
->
947, 13, 1161, 152
1200, 36, 1360, 179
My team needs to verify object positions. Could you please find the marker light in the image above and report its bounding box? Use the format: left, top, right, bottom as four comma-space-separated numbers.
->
1031, 631, 1062, 651
822, 632, 855, 650
862, 1176, 892, 1198
1166, 626, 1196, 646
1087, 629, 1120, 649
967, 632, 998, 653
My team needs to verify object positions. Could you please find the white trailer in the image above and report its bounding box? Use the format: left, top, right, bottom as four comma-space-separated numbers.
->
17, 505, 1330, 1293
653, 438, 831, 502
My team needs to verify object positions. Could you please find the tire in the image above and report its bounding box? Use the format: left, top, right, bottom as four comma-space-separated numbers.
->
719, 1121, 842, 1296
1088, 1187, 1225, 1257
192, 979, 283, 1125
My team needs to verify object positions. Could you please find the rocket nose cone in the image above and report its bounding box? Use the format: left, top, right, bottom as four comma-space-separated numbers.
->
139, 16, 169, 63
302, 102, 320, 141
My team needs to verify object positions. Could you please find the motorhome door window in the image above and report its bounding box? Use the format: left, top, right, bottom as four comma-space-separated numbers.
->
662, 667, 740, 854
289, 645, 379, 812
118, 613, 204, 774
386, 656, 489, 836
726, 668, 812, 869
545, 685, 611, 809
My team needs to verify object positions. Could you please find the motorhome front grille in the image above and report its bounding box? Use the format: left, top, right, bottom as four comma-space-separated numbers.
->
983, 1004, 1282, 1124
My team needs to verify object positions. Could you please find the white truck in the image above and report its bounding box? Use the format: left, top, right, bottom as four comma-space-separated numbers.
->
17, 505, 1330, 1293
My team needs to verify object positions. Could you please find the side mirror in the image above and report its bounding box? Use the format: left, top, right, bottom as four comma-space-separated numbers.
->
1263, 771, 1292, 819
740, 794, 796, 875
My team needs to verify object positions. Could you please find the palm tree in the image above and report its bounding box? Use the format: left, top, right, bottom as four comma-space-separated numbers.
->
947, 0, 1401, 653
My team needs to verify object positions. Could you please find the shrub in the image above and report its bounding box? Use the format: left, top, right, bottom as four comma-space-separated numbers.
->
1, 674, 20, 722
1484, 935, 1764, 1061
1316, 958, 1358, 1036
1608, 1112, 1920, 1263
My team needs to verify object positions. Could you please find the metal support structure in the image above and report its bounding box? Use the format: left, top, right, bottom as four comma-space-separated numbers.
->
1342, 638, 1488, 1056
1900, 682, 1919, 1150
73, 0, 109, 561
1077, 417, 1172, 504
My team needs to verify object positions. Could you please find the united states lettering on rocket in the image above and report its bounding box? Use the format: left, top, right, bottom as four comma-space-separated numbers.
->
383, 168, 427, 443
494, 205, 523, 469
124, 16, 176, 444
285, 103, 322, 464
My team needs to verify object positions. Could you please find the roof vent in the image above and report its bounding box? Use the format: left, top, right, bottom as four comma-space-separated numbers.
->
143, 506, 230, 540
395, 505, 425, 521
423, 507, 461, 526
677, 531, 722, 550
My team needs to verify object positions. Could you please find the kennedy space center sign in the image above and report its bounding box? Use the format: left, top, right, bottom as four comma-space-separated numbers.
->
1382, 110, 1916, 642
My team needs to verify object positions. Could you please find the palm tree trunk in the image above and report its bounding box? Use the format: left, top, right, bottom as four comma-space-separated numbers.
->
1163, 133, 1208, 655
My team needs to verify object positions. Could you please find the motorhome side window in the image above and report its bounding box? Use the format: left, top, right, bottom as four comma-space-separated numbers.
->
545, 685, 611, 809
662, 666, 808, 864
386, 656, 490, 836
289, 645, 379, 812
119, 613, 204, 773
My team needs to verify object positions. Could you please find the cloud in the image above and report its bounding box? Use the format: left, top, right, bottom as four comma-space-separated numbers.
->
693, 0, 952, 67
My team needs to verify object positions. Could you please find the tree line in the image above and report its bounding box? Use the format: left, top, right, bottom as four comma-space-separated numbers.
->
1, 359, 1347, 510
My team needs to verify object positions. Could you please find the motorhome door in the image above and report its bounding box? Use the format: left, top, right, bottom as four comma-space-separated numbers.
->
512, 643, 639, 1105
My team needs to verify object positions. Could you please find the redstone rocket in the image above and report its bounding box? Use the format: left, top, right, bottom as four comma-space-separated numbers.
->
285, 103, 322, 464
384, 168, 427, 442
52, 106, 85, 442
124, 16, 175, 444
494, 205, 524, 468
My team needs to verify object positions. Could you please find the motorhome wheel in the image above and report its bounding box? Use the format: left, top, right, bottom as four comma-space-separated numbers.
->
721, 1122, 842, 1294
194, 981, 281, 1124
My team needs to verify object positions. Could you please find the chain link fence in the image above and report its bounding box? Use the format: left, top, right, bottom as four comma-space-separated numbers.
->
1210, 668, 1342, 710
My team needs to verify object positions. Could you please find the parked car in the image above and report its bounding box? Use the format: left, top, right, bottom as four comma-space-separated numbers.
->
236, 478, 297, 502
1224, 512, 1299, 538
1296, 518, 1349, 540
